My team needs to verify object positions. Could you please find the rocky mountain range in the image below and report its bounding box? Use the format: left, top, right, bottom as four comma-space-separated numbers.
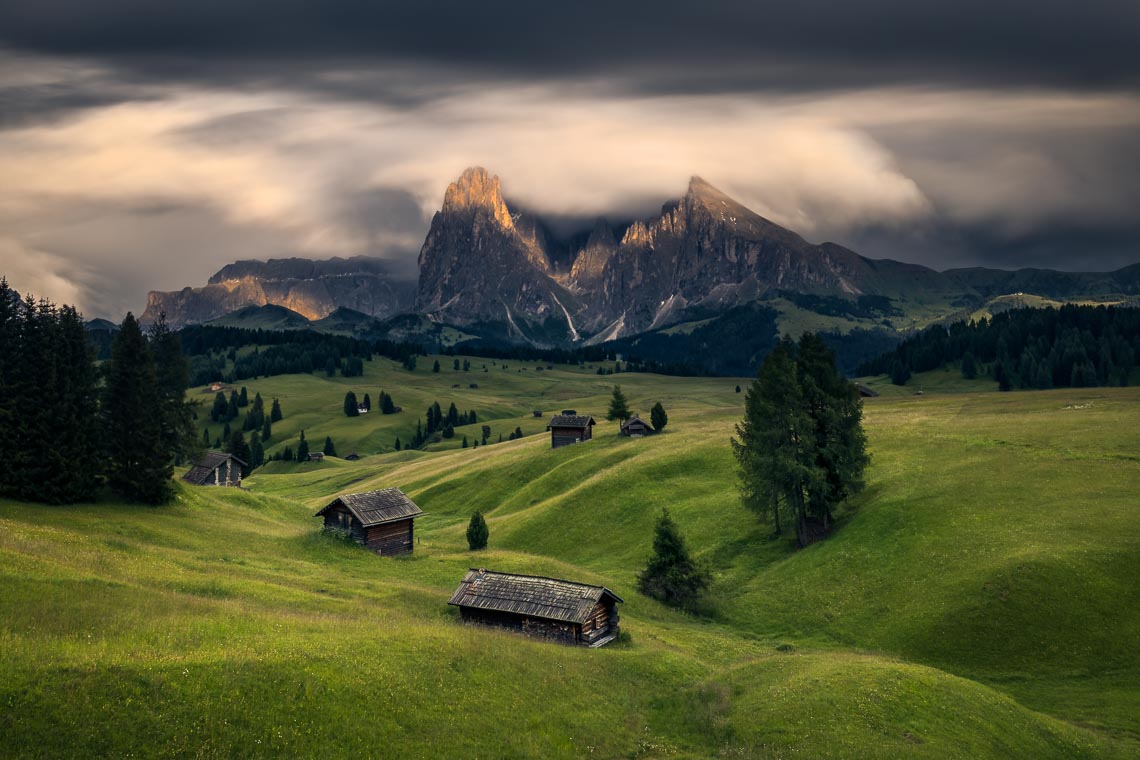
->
142, 257, 416, 328
142, 166, 1140, 353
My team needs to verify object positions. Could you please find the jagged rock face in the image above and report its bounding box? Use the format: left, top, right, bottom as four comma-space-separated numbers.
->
576, 177, 888, 337
415, 167, 582, 341
142, 257, 416, 328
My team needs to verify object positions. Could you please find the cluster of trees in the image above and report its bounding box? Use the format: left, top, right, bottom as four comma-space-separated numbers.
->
860, 305, 1140, 390
180, 325, 421, 386
0, 282, 197, 505
733, 333, 868, 548
403, 400, 478, 449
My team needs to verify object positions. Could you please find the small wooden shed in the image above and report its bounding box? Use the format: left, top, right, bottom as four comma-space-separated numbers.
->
546, 411, 596, 449
314, 487, 424, 555
855, 383, 880, 398
182, 451, 246, 487
620, 415, 654, 437
448, 569, 623, 647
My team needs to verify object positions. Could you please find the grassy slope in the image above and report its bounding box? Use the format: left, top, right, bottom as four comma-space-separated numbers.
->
1, 359, 1138, 758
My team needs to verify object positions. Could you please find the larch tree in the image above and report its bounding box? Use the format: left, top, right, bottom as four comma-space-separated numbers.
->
606, 385, 631, 426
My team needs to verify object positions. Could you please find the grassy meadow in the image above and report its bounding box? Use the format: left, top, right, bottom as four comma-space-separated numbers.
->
1, 355, 1138, 758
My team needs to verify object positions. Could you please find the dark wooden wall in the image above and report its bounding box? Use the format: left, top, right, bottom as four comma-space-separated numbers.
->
364, 519, 414, 556
459, 608, 580, 644
323, 508, 414, 555
551, 426, 590, 448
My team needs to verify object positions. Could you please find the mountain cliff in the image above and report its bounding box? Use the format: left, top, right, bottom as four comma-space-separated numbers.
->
416, 169, 974, 343
415, 167, 585, 342
142, 257, 416, 328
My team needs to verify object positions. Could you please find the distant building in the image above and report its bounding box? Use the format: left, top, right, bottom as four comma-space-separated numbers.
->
357, 405, 370, 414
308, 452, 325, 462
314, 487, 424, 555
619, 415, 654, 437
546, 410, 596, 449
182, 451, 246, 487
855, 383, 880, 398
448, 569, 623, 647
344, 453, 361, 461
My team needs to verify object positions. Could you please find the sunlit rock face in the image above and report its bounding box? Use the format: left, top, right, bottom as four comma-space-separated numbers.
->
141, 257, 416, 328
415, 167, 584, 342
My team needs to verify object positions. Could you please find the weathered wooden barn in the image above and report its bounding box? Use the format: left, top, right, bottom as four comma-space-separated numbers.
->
182, 451, 246, 487
855, 383, 880, 398
620, 415, 654, 437
314, 487, 424, 555
448, 569, 623, 647
546, 411, 596, 449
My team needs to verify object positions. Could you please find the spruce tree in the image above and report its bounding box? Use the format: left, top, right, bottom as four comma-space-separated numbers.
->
323, 436, 337, 457
961, 351, 978, 380
227, 390, 240, 421
606, 385, 631, 425
226, 430, 251, 468
466, 511, 489, 550
637, 508, 709, 609
50, 305, 102, 503
432, 359, 441, 373
211, 391, 228, 422
262, 418, 272, 441
650, 402, 668, 432
297, 432, 310, 462
103, 313, 171, 504
447, 402, 459, 426
270, 397, 283, 422
0, 279, 16, 497
344, 391, 359, 417
238, 387, 249, 407
362, 393, 371, 412
150, 313, 199, 468
249, 431, 265, 469
462, 435, 468, 448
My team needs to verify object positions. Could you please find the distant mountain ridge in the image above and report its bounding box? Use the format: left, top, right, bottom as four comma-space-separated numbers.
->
142, 256, 416, 328
139, 167, 1140, 360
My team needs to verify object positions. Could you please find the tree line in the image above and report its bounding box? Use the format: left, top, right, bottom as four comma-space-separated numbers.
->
858, 305, 1140, 390
0, 280, 197, 505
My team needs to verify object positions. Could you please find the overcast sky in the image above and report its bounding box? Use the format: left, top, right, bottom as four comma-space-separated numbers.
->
1, 1, 1138, 318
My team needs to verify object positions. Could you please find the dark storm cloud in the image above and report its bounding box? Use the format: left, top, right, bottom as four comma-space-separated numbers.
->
1, 1, 1137, 95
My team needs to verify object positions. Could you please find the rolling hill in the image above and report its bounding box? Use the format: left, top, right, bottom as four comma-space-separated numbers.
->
1, 358, 1137, 757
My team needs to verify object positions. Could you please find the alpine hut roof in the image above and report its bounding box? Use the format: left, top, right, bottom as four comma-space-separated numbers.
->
314, 487, 424, 527
621, 415, 652, 430
546, 414, 596, 430
447, 569, 623, 625
182, 451, 247, 485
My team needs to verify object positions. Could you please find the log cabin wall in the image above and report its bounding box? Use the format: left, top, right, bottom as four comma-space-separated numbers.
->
364, 519, 414, 555
459, 608, 579, 644
551, 427, 584, 448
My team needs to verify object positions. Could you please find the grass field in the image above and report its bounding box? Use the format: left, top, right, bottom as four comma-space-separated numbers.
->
1, 356, 1138, 758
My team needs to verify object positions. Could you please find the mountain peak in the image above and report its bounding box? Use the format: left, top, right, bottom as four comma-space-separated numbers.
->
442, 166, 514, 229
685, 175, 736, 206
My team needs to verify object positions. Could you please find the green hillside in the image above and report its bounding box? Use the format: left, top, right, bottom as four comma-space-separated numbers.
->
1, 358, 1137, 757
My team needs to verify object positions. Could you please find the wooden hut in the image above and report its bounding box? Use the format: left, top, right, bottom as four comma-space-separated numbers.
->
448, 569, 623, 647
855, 383, 880, 398
314, 487, 424, 555
546, 411, 596, 449
308, 452, 325, 462
182, 451, 246, 487
619, 415, 654, 437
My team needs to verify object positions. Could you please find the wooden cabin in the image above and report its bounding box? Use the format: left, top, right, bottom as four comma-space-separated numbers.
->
314, 487, 424, 555
546, 410, 596, 449
182, 451, 246, 487
855, 383, 880, 398
448, 569, 623, 647
620, 415, 654, 437
308, 452, 325, 462
344, 452, 361, 461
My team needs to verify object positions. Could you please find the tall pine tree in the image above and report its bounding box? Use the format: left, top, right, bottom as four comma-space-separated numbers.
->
103, 313, 171, 504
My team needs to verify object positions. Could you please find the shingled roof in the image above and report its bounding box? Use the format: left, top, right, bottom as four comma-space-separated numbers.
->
547, 414, 596, 429
621, 415, 653, 432
447, 569, 623, 625
182, 451, 246, 485
314, 487, 424, 527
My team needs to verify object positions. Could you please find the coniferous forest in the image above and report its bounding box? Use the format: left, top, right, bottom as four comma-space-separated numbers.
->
859, 305, 1140, 389
0, 279, 198, 505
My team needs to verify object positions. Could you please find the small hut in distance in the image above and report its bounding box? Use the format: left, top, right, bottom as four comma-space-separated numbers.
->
620, 415, 654, 437
448, 569, 622, 647
315, 487, 424, 555
182, 451, 246, 487
546, 410, 596, 449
